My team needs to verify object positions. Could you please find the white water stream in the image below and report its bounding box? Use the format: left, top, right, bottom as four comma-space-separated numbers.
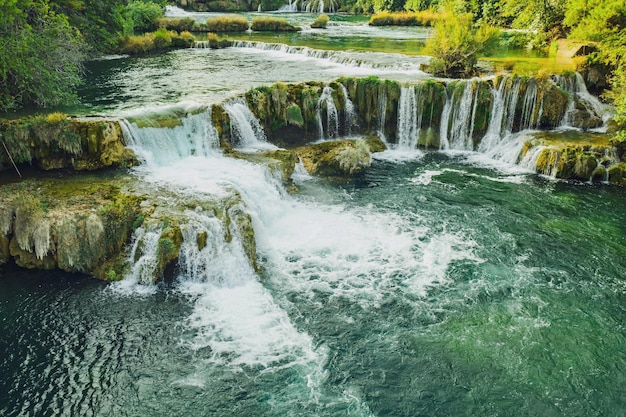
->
116, 105, 481, 410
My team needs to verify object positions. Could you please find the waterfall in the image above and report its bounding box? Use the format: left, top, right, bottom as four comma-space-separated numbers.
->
120, 109, 220, 167
377, 85, 388, 142
277, 0, 298, 11
316, 86, 339, 140
229, 41, 428, 73
555, 72, 611, 126
126, 226, 163, 285
396, 85, 421, 149
223, 98, 276, 151
520, 79, 541, 130
339, 84, 357, 136
478, 78, 521, 153
440, 82, 477, 151
178, 209, 253, 285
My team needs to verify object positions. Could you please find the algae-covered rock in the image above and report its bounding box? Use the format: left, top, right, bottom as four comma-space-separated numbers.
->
526, 131, 622, 183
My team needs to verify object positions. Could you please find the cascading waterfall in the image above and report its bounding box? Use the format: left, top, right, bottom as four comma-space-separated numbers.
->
396, 85, 422, 149
377, 85, 388, 142
126, 226, 163, 285
339, 83, 357, 136
120, 109, 220, 167
555, 72, 610, 126
478, 78, 521, 153
520, 79, 542, 130
229, 41, 428, 73
278, 0, 298, 11
223, 98, 276, 151
440, 82, 477, 151
316, 86, 339, 139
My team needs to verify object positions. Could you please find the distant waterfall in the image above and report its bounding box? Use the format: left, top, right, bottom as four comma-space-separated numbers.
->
278, 0, 298, 11
120, 109, 220, 167
223, 98, 276, 151
316, 86, 339, 139
229, 41, 428, 73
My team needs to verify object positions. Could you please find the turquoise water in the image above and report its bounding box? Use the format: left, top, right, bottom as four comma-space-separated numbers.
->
2, 152, 625, 416
1, 14, 624, 417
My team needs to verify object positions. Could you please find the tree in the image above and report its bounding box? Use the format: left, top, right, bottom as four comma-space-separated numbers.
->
423, 2, 499, 77
0, 0, 86, 111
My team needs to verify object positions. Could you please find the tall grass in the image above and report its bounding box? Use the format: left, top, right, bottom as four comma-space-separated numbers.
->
155, 17, 196, 32
369, 10, 442, 27
204, 15, 249, 32
119, 30, 196, 55
251, 17, 301, 32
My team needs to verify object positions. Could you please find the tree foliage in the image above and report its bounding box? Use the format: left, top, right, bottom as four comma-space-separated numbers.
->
423, 2, 499, 77
0, 0, 86, 111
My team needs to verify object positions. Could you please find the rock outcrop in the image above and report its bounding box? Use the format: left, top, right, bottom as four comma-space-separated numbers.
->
0, 114, 138, 173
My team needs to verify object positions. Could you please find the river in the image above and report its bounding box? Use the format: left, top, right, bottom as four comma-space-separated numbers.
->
1, 11, 625, 417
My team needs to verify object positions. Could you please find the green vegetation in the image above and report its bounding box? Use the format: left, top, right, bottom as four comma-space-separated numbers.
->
0, 0, 86, 111
311, 14, 329, 29
119, 29, 196, 55
155, 17, 196, 32
251, 16, 300, 31
368, 10, 441, 26
204, 15, 249, 32
124, 0, 163, 34
422, 3, 499, 77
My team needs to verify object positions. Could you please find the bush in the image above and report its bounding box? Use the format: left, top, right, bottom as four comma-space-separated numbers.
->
423, 5, 500, 78
251, 17, 301, 32
311, 14, 329, 29
153, 27, 172, 49
119, 33, 155, 54
205, 15, 249, 32
125, 0, 163, 34
171, 30, 196, 47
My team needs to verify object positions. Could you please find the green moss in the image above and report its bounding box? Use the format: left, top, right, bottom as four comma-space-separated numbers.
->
286, 104, 304, 127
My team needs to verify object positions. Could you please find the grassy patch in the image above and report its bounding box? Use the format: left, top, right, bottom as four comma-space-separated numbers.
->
369, 10, 441, 27
204, 15, 249, 32
251, 17, 300, 32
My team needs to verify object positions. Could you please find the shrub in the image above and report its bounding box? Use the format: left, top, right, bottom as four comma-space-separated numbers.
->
119, 33, 155, 54
311, 14, 329, 29
207, 32, 220, 48
205, 15, 249, 32
251, 17, 301, 32
125, 0, 163, 34
153, 27, 172, 49
171, 30, 195, 47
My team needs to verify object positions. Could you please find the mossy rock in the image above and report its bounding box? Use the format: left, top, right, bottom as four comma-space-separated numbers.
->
0, 234, 9, 264
0, 176, 142, 278
0, 117, 138, 172
296, 139, 379, 178
608, 163, 626, 185
538, 83, 570, 128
